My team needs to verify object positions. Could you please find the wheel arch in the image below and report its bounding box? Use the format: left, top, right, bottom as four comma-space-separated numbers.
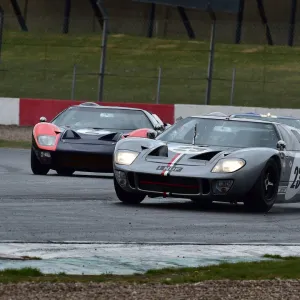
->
270, 154, 282, 176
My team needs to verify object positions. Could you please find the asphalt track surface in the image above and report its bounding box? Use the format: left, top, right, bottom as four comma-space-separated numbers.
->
1, 148, 300, 244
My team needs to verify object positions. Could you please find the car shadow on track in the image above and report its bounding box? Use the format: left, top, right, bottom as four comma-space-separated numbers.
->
47, 173, 114, 179
114, 200, 300, 215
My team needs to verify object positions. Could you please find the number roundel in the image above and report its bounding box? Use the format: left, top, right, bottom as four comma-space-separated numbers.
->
285, 154, 300, 200
290, 166, 300, 189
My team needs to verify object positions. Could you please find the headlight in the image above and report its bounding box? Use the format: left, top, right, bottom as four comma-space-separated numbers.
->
114, 150, 139, 165
211, 158, 245, 173
37, 135, 56, 146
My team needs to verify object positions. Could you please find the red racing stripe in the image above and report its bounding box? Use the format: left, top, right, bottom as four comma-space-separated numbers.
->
161, 153, 180, 176
161, 153, 185, 176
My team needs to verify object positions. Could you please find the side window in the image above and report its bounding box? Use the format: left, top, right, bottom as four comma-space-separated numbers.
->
152, 114, 164, 126
143, 111, 157, 128
278, 125, 300, 151
291, 129, 300, 143
277, 125, 292, 150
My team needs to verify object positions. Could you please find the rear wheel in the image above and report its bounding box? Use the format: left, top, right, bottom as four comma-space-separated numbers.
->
56, 168, 75, 176
31, 148, 50, 175
114, 177, 145, 204
244, 158, 279, 213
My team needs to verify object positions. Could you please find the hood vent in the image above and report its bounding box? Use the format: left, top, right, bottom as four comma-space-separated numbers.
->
190, 151, 221, 161
98, 132, 121, 141
148, 145, 168, 157
63, 129, 81, 139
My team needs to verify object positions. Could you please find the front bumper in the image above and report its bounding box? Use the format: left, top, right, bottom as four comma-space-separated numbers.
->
114, 163, 257, 201
33, 143, 115, 172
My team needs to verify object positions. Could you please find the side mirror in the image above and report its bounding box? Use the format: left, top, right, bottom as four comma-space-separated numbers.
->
176, 116, 183, 122
40, 116, 47, 122
277, 140, 286, 151
147, 130, 158, 139
164, 123, 171, 129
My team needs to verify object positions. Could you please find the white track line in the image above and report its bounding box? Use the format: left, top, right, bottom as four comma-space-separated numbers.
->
1, 243, 300, 274
1, 240, 300, 246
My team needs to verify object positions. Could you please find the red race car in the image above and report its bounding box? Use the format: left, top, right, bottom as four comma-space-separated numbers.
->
31, 102, 169, 176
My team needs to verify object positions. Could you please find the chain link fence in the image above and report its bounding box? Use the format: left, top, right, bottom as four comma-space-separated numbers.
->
0, 15, 300, 108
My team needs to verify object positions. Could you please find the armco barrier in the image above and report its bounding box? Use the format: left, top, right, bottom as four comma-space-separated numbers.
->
174, 104, 300, 119
19, 98, 175, 126
0, 98, 20, 125
2, 97, 300, 126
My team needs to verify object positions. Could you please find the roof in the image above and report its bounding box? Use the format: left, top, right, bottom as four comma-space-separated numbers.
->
231, 112, 299, 120
71, 102, 146, 112
189, 115, 281, 125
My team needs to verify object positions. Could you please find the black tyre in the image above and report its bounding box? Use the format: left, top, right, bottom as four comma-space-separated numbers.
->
114, 177, 145, 204
56, 168, 75, 176
31, 148, 50, 175
244, 158, 280, 213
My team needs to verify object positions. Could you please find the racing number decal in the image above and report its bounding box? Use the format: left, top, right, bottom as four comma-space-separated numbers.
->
290, 166, 300, 189
285, 153, 300, 201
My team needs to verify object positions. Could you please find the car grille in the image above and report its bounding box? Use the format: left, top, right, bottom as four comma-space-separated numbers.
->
136, 173, 200, 195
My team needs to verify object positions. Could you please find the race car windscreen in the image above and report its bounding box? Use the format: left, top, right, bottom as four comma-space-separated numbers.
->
52, 107, 154, 130
233, 114, 300, 129
157, 117, 279, 148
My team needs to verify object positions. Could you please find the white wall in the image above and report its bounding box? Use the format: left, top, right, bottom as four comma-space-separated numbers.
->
175, 104, 300, 120
0, 98, 20, 125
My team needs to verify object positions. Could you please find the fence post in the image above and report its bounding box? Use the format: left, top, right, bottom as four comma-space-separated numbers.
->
230, 67, 236, 105
71, 64, 77, 100
205, 18, 216, 105
0, 6, 4, 64
156, 66, 162, 104
97, 0, 109, 102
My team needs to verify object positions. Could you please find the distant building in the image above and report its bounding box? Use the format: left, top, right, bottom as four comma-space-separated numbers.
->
2, 0, 299, 45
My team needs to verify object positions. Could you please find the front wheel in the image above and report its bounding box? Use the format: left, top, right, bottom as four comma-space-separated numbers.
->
244, 158, 280, 213
114, 177, 145, 204
31, 148, 50, 175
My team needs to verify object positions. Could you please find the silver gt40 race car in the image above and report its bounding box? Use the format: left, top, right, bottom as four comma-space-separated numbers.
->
113, 115, 300, 213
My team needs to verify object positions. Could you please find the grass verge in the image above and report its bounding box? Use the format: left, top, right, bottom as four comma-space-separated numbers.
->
0, 140, 31, 149
0, 255, 300, 284
1, 31, 300, 107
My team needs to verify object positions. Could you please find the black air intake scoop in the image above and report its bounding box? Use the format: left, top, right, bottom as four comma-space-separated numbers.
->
147, 145, 169, 157
190, 151, 222, 161
62, 129, 81, 139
